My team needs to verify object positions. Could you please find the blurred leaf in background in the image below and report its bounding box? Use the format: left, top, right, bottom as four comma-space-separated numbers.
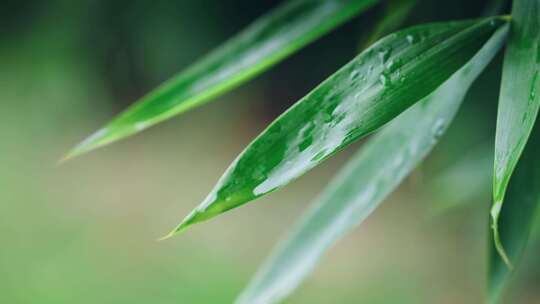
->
3, 0, 540, 304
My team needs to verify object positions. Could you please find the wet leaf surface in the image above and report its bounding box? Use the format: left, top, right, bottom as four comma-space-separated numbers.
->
166, 17, 509, 236
235, 25, 508, 304
65, 0, 380, 159
491, 0, 540, 271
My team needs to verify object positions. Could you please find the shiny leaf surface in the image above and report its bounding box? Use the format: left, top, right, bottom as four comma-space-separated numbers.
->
235, 26, 508, 304
491, 0, 540, 267
65, 0, 380, 159
165, 17, 509, 236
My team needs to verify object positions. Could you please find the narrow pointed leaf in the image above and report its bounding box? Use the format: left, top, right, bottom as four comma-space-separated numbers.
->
166, 17, 508, 236
235, 26, 508, 304
65, 0, 380, 159
491, 0, 540, 266
489, 122, 540, 303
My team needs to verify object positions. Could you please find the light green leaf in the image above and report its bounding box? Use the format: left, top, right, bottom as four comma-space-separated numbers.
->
235, 25, 508, 304
489, 121, 540, 303
164, 17, 509, 237
491, 0, 540, 267
64, 0, 380, 160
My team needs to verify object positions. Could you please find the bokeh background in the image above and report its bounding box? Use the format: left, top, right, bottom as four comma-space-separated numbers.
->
2, 0, 540, 303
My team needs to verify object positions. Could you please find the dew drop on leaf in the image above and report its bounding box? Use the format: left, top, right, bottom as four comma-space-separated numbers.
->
350, 70, 361, 81
378, 49, 391, 64
530, 71, 538, 101
379, 74, 388, 86
431, 118, 446, 142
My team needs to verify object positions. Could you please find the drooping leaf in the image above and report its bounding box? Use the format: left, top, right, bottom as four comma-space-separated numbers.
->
489, 121, 540, 303
234, 26, 508, 304
64, 0, 380, 160
164, 17, 509, 237
491, 0, 540, 267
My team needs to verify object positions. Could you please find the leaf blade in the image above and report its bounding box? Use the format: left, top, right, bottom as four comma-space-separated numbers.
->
491, 0, 540, 268
65, 0, 380, 159
489, 122, 540, 303
236, 26, 508, 304
167, 17, 509, 235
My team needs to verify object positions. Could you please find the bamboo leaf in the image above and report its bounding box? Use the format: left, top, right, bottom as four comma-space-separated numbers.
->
164, 17, 509, 237
64, 0, 380, 160
489, 122, 540, 303
234, 26, 508, 304
491, 0, 540, 267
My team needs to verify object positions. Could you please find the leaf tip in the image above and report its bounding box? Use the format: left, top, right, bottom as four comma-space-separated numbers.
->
56, 153, 74, 166
159, 209, 202, 241
157, 228, 181, 241
61, 127, 113, 162
491, 209, 515, 270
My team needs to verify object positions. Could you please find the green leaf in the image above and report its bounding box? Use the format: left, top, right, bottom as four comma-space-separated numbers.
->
64, 0, 380, 160
489, 122, 540, 303
235, 26, 508, 304
491, 0, 540, 267
164, 17, 509, 237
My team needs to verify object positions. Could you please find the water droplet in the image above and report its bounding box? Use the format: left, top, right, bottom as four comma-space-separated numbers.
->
379, 74, 389, 86
378, 49, 391, 64
406, 34, 416, 44
431, 119, 446, 142
530, 71, 538, 101
386, 58, 402, 72
350, 70, 361, 81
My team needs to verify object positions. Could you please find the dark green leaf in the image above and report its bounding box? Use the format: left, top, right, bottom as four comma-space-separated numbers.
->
164, 17, 509, 237
64, 0, 380, 160
235, 25, 508, 304
491, 0, 540, 267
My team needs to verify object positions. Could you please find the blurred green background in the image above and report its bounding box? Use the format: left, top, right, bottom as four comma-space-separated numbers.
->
2, 0, 540, 303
